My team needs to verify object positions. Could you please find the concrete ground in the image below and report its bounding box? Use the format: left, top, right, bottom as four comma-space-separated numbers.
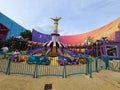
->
0, 70, 120, 90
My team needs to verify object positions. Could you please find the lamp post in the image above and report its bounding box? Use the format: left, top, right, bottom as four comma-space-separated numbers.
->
96, 40, 100, 56
101, 35, 108, 56
84, 39, 89, 55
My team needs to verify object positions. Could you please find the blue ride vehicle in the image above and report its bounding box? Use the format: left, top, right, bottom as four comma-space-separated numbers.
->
38, 56, 50, 65
27, 55, 50, 65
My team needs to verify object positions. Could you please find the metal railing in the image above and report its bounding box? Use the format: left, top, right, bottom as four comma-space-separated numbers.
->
0, 54, 93, 78
1, 54, 119, 78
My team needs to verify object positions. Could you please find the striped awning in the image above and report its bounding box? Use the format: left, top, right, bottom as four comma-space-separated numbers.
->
43, 40, 64, 48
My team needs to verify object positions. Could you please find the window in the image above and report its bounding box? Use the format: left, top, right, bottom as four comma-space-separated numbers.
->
106, 45, 117, 56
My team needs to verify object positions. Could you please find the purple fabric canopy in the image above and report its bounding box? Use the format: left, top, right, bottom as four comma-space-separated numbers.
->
32, 29, 52, 43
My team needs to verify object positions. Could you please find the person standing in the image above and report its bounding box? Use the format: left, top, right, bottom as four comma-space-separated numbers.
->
1, 46, 9, 58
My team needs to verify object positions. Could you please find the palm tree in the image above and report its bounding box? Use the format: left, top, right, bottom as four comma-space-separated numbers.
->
87, 36, 94, 44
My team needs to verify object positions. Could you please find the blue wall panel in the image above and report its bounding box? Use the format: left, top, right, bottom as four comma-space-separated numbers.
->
0, 12, 26, 39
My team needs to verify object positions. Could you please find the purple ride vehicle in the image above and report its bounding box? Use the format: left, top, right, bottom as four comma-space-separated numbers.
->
58, 56, 79, 65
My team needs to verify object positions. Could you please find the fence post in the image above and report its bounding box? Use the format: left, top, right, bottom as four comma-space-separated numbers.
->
104, 56, 109, 70
118, 60, 120, 72
63, 61, 66, 78
6, 58, 11, 75
95, 57, 99, 72
33, 63, 38, 78
86, 58, 89, 75
89, 58, 92, 78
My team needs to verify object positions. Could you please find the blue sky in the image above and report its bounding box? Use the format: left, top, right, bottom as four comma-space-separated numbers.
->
0, 0, 120, 35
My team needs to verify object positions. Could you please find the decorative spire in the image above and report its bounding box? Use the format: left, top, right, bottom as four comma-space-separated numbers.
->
51, 17, 61, 33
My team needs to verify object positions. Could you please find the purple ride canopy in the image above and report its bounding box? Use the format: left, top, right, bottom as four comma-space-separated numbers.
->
32, 29, 52, 43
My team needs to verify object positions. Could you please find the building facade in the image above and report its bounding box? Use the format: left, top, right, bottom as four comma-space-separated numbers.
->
0, 12, 26, 40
